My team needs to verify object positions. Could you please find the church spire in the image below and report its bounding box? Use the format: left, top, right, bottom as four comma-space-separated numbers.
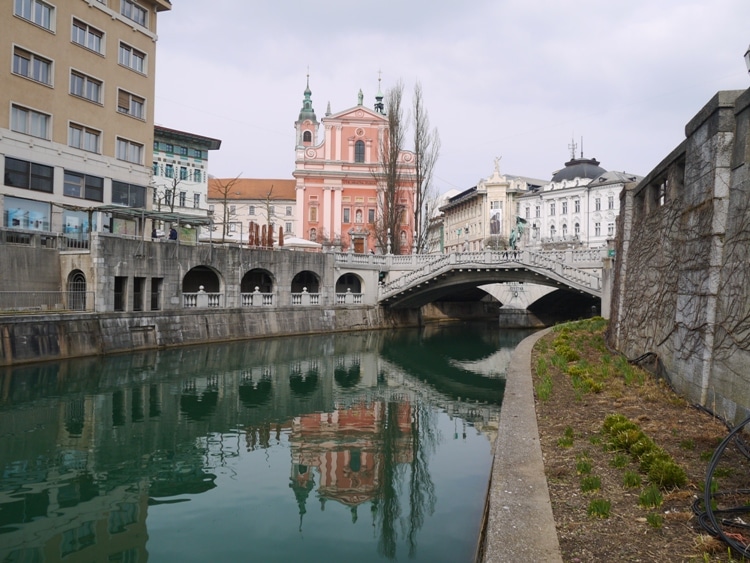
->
297, 73, 318, 124
374, 70, 385, 115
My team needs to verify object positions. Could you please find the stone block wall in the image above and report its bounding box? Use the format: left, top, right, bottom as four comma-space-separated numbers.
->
609, 88, 750, 425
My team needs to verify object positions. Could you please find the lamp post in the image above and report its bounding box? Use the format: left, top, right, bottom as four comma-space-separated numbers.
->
745, 43, 750, 74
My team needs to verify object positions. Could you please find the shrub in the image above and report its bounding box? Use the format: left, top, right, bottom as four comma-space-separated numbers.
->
576, 455, 592, 475
603, 414, 630, 433
610, 453, 629, 468
648, 458, 687, 489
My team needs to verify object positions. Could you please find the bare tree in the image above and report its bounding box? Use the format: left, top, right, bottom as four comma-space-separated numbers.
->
210, 175, 242, 243
412, 82, 440, 254
374, 81, 408, 255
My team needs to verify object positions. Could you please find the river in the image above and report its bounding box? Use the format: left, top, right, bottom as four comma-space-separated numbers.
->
0, 323, 536, 562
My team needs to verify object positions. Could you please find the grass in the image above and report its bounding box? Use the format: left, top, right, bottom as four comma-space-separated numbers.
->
587, 498, 611, 519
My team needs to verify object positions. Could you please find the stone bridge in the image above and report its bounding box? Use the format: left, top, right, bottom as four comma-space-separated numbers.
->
374, 249, 605, 309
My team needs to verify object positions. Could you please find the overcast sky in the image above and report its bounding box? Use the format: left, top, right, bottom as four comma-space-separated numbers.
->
154, 1, 750, 193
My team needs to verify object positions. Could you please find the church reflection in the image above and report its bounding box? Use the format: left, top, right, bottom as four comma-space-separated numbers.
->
0, 326, 516, 561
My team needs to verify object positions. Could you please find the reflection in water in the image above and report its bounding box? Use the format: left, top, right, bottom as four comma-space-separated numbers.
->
0, 323, 535, 562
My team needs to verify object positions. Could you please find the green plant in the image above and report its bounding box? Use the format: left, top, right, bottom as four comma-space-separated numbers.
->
699, 450, 713, 462
576, 455, 592, 475
646, 512, 663, 529
581, 475, 601, 493
639, 484, 663, 508
557, 426, 574, 448
587, 498, 611, 518
535, 373, 553, 401
623, 470, 642, 488
603, 414, 630, 433
610, 453, 629, 468
647, 458, 687, 489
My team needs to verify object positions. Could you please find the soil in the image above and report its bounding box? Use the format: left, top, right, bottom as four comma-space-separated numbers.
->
531, 320, 750, 562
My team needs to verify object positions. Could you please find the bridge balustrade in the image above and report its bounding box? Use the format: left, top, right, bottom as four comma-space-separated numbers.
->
241, 292, 274, 306
183, 292, 223, 308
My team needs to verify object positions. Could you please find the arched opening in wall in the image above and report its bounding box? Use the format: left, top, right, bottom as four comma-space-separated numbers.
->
67, 269, 87, 311
335, 273, 362, 293
182, 266, 221, 293
241, 269, 274, 293
528, 288, 600, 325
303, 130, 311, 143
291, 271, 319, 293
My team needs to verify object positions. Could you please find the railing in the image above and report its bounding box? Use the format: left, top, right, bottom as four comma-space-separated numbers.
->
183, 292, 223, 308
240, 292, 274, 306
335, 291, 363, 305
291, 292, 320, 305
0, 291, 95, 312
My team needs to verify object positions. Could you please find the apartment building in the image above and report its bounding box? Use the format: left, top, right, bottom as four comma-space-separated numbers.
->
152, 125, 221, 229
1, 0, 171, 236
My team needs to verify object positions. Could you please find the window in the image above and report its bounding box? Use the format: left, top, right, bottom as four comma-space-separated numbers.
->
164, 189, 172, 205
208, 204, 215, 215
607, 223, 614, 236
343, 208, 350, 223
595, 198, 601, 211
229, 205, 236, 215
193, 193, 200, 208
535, 205, 540, 218
595, 222, 601, 236
574, 222, 580, 237
152, 162, 159, 177
178, 146, 188, 156
11, 104, 50, 139
368, 208, 375, 223
550, 225, 556, 238
354, 140, 365, 163
4, 157, 53, 193
309, 206, 317, 222
285, 222, 292, 233
72, 19, 103, 53
121, 0, 147, 27
70, 71, 102, 103
12, 46, 52, 85
562, 223, 568, 238
179, 167, 188, 180
112, 181, 146, 207
248, 205, 255, 215
608, 195, 614, 210
178, 192, 186, 207
118, 42, 146, 73
303, 131, 311, 143
68, 123, 101, 153
549, 202, 555, 216
116, 138, 143, 164
286, 206, 292, 216
165, 143, 173, 153
117, 90, 145, 119
14, 0, 54, 31
562, 201, 568, 215
490, 200, 500, 210
63, 171, 104, 202
574, 199, 580, 213
525, 206, 530, 219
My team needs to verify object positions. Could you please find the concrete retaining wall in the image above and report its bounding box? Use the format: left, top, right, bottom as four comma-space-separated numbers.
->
0, 306, 421, 366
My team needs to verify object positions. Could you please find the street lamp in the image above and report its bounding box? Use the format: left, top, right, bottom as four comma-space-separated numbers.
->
745, 43, 750, 75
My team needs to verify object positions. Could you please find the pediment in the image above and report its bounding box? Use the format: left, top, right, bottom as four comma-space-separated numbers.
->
325, 106, 386, 124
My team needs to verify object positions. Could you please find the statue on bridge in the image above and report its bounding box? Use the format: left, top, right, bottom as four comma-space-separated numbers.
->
509, 216, 527, 250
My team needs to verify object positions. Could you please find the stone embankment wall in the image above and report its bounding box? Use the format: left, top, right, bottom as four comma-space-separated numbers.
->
609, 87, 750, 425
0, 306, 419, 367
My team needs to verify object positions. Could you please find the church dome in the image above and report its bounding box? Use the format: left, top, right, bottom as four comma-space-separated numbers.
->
551, 157, 607, 183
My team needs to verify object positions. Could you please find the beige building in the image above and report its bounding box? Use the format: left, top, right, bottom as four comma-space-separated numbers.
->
206, 178, 297, 244
1, 0, 171, 236
440, 160, 544, 253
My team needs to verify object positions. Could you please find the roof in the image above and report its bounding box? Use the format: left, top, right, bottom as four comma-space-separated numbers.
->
207, 178, 297, 201
154, 125, 222, 150
551, 157, 607, 183
57, 203, 213, 226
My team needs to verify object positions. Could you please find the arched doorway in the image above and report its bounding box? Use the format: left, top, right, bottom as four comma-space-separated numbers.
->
67, 270, 87, 311
291, 271, 320, 293
241, 269, 274, 293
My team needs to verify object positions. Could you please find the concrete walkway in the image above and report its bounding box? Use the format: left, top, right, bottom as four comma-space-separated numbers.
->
481, 328, 563, 562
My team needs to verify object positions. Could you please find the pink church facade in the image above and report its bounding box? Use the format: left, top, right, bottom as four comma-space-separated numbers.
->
293, 80, 417, 254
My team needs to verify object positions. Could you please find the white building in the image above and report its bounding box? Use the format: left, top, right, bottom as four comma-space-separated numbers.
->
518, 153, 642, 250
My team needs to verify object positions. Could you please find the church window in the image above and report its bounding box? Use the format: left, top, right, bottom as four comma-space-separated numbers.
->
303, 130, 311, 143
354, 140, 365, 163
